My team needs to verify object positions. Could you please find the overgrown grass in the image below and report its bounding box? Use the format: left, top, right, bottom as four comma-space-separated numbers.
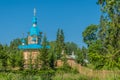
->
0, 67, 120, 80
0, 72, 41, 80
0, 72, 97, 80
0, 69, 119, 80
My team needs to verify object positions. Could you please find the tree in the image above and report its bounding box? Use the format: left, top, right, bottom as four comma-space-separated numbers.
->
49, 50, 55, 69
9, 50, 16, 68
10, 38, 22, 49
76, 47, 88, 66
0, 45, 9, 71
55, 29, 66, 59
9, 38, 23, 69
65, 42, 78, 55
97, 0, 120, 69
97, 0, 120, 49
82, 24, 98, 47
82, 0, 120, 70
40, 34, 50, 70
16, 50, 24, 70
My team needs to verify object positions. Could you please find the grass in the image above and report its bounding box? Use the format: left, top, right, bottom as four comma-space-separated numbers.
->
0, 71, 119, 80
0, 72, 94, 80
0, 63, 120, 80
0, 72, 43, 80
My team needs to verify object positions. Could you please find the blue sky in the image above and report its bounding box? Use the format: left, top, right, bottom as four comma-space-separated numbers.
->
0, 0, 101, 47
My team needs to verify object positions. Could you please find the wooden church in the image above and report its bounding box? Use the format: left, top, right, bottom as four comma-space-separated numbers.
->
18, 8, 43, 68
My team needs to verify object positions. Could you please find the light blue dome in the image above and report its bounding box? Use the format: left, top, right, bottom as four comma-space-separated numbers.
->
32, 17, 37, 24
18, 8, 50, 50
30, 26, 40, 36
21, 39, 25, 43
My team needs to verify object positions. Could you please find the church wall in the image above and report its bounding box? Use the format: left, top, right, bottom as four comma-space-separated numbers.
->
23, 50, 40, 66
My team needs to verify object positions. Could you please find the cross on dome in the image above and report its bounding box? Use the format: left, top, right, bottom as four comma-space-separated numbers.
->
34, 8, 36, 16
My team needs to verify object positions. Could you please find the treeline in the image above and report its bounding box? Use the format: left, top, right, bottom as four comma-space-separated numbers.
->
82, 0, 120, 70
0, 28, 87, 72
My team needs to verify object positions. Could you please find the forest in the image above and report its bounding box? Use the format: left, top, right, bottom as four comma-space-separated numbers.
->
0, 0, 120, 80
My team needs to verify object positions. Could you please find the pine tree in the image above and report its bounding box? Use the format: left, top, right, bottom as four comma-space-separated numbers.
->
0, 45, 8, 71
17, 50, 24, 70
49, 51, 55, 69
40, 34, 50, 70
55, 29, 65, 59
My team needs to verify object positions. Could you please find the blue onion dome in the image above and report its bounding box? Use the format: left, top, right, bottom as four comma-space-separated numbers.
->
30, 26, 40, 36
32, 17, 37, 24
21, 38, 25, 43
30, 15, 40, 36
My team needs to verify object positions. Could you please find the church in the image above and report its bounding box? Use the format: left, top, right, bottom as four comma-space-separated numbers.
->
18, 8, 44, 68
18, 8, 76, 68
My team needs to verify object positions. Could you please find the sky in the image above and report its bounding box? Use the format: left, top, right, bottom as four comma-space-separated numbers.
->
0, 0, 101, 47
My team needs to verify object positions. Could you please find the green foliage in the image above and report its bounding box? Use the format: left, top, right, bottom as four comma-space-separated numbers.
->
9, 52, 16, 68
76, 48, 83, 64
40, 34, 50, 70
9, 38, 24, 70
65, 42, 78, 55
39, 69, 55, 80
76, 47, 88, 66
82, 0, 120, 70
55, 28, 66, 59
0, 45, 9, 71
49, 51, 55, 69
17, 51, 24, 70
97, 0, 120, 49
82, 24, 98, 47
10, 38, 21, 49
0, 39, 25, 71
